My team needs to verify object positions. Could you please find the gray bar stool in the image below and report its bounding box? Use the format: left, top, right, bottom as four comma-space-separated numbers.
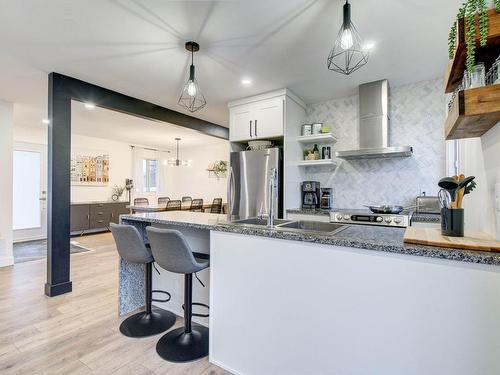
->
110, 223, 176, 337
146, 227, 209, 363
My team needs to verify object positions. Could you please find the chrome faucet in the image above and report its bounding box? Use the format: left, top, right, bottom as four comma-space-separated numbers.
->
267, 168, 278, 228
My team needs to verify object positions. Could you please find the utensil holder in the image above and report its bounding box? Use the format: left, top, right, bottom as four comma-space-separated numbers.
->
441, 208, 464, 237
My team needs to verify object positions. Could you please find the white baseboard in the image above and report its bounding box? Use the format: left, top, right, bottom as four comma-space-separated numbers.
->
0, 255, 14, 267
209, 357, 243, 375
13, 235, 46, 243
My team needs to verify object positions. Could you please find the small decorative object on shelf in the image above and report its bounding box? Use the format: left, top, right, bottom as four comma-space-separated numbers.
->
207, 160, 228, 180
302, 124, 312, 136
111, 186, 125, 201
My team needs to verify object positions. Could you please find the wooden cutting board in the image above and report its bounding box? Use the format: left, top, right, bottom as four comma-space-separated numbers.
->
404, 227, 500, 252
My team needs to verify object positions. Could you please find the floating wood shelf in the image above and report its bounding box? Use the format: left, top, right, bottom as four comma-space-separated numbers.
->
444, 9, 500, 93
297, 133, 337, 144
297, 159, 337, 167
445, 84, 500, 140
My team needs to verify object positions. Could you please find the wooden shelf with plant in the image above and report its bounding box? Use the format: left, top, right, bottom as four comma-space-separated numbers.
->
445, 83, 500, 139
445, 4, 500, 93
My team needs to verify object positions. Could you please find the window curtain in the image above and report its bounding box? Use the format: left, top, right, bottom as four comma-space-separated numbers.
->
131, 146, 146, 198
157, 151, 169, 196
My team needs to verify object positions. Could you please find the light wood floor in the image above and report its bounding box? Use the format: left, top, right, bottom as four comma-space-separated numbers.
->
0, 233, 230, 375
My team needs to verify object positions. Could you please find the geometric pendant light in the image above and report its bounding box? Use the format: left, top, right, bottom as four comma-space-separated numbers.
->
178, 41, 207, 112
327, 0, 369, 75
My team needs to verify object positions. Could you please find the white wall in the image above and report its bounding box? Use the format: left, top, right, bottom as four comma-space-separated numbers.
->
164, 141, 229, 202
458, 122, 500, 239
0, 100, 14, 267
13, 126, 133, 203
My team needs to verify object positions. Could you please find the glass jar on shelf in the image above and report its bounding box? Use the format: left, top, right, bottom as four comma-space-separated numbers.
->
469, 63, 485, 88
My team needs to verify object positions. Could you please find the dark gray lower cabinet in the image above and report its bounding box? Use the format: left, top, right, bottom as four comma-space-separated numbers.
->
70, 202, 129, 235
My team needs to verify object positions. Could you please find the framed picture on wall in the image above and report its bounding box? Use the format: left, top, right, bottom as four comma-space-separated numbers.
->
70, 150, 110, 186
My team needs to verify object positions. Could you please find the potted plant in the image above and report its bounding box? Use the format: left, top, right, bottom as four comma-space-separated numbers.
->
448, 0, 500, 72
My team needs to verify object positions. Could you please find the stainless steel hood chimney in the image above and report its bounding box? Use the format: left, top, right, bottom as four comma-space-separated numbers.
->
335, 79, 413, 159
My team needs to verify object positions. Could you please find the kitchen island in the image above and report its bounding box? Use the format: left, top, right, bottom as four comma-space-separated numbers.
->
120, 212, 500, 375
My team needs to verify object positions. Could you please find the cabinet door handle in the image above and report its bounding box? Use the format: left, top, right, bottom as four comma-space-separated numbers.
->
249, 120, 253, 138
254, 119, 258, 137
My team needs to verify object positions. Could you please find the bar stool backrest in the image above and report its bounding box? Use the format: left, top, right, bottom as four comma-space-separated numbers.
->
134, 197, 149, 206
146, 227, 207, 274
181, 196, 192, 203
166, 200, 182, 211
210, 198, 223, 214
190, 199, 203, 212
110, 223, 153, 264
158, 197, 170, 205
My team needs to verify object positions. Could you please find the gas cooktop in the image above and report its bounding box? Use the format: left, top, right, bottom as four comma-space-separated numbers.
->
330, 209, 412, 228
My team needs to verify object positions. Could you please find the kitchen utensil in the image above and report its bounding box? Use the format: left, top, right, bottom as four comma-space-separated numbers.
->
438, 189, 451, 209
456, 175, 475, 208
403, 227, 500, 252
364, 204, 417, 214
438, 177, 459, 203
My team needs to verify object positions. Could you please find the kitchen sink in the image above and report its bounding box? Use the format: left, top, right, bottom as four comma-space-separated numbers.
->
276, 220, 347, 234
233, 217, 291, 226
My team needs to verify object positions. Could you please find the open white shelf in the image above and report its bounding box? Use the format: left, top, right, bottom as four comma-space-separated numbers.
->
297, 133, 337, 144
297, 159, 337, 167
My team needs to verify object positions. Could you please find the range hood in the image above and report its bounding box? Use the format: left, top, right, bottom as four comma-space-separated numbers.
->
335, 79, 413, 160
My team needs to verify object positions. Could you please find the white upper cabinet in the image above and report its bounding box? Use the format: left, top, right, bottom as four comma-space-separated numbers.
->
228, 90, 291, 142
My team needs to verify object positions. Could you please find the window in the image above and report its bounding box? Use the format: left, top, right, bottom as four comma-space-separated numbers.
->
142, 159, 158, 192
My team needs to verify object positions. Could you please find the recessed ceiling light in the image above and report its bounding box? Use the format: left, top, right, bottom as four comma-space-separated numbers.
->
42, 118, 50, 124
241, 78, 252, 86
84, 102, 96, 110
363, 41, 376, 51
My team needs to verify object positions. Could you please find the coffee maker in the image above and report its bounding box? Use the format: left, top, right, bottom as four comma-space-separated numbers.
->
301, 181, 320, 209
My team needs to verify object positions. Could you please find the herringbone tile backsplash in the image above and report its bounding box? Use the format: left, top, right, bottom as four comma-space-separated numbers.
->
305, 79, 446, 208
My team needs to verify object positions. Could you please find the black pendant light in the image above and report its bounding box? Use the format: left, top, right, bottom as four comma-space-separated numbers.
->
178, 41, 206, 112
327, 0, 369, 75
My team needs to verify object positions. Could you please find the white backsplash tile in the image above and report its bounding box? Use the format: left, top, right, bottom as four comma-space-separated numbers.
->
305, 79, 446, 208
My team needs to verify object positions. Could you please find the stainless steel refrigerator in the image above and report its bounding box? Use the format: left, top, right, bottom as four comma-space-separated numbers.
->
227, 148, 283, 221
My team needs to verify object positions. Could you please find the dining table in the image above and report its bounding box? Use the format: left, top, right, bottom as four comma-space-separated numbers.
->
126, 202, 227, 214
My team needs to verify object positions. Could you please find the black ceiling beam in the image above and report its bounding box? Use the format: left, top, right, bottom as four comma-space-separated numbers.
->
45, 72, 228, 297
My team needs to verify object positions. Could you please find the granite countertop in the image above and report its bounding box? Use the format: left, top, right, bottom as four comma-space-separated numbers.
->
287, 208, 331, 216
121, 211, 499, 266
120, 211, 227, 230
215, 222, 500, 266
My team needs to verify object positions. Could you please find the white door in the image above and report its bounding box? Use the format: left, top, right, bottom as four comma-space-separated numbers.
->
13, 142, 47, 242
229, 105, 254, 142
254, 97, 284, 139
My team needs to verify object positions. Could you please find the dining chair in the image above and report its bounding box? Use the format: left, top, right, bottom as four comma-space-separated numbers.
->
181, 196, 192, 203
158, 197, 170, 205
210, 198, 223, 214
190, 199, 204, 212
134, 197, 149, 206
166, 200, 182, 211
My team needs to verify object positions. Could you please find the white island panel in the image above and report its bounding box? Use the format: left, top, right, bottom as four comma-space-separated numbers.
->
209, 231, 500, 375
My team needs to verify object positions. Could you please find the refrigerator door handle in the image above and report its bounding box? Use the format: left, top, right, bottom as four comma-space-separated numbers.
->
226, 166, 235, 221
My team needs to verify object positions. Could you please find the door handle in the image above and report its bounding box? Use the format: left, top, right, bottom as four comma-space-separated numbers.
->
226, 167, 235, 221
254, 119, 258, 137
249, 120, 253, 138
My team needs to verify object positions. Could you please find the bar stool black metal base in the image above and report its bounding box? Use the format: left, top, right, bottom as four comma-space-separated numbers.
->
156, 324, 209, 363
120, 308, 176, 338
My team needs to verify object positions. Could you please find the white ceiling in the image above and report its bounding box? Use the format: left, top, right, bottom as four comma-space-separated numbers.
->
71, 100, 227, 150
0, 0, 462, 128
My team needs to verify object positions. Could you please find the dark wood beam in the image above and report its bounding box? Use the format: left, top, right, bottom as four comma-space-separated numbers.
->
45, 72, 228, 296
